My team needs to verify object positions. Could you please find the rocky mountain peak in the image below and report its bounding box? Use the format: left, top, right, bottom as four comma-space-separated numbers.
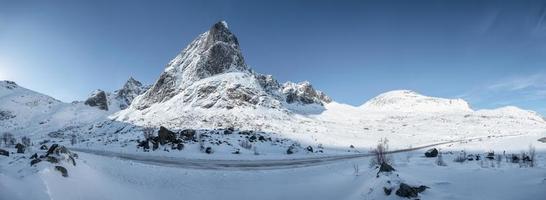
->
133, 20, 248, 109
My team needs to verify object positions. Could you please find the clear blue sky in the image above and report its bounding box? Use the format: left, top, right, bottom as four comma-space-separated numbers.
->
1, 0, 546, 113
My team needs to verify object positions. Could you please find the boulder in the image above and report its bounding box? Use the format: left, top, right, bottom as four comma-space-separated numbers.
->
0, 148, 9, 157
30, 158, 41, 166
158, 126, 177, 145
54, 166, 68, 177
395, 183, 428, 198
137, 140, 150, 151
84, 90, 109, 111
424, 148, 438, 157
40, 144, 48, 150
205, 147, 213, 154
180, 129, 196, 141
384, 187, 393, 196
306, 146, 314, 153
538, 137, 546, 143
378, 162, 395, 173
286, 145, 298, 155
30, 153, 38, 159
46, 144, 59, 156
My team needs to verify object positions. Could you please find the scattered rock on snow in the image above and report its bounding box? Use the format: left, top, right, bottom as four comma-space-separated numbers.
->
55, 165, 68, 177
0, 148, 9, 157
395, 183, 428, 198
158, 126, 177, 145
378, 162, 395, 173
425, 148, 438, 157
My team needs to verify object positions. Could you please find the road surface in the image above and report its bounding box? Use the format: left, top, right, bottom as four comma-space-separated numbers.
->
71, 140, 460, 170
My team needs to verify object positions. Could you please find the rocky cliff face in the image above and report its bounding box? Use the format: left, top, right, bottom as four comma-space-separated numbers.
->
84, 90, 109, 111
129, 21, 330, 111
133, 21, 250, 110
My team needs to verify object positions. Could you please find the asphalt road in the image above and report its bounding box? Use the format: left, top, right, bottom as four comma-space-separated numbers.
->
71, 140, 460, 170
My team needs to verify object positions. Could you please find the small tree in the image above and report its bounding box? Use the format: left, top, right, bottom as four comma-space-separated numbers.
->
436, 151, 447, 166
353, 163, 360, 176
21, 136, 31, 147
529, 145, 536, 167
2, 133, 14, 147
370, 138, 391, 167
70, 134, 77, 146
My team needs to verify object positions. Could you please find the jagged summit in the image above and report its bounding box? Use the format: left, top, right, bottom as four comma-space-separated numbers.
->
133, 21, 248, 109
361, 90, 472, 113
131, 21, 329, 111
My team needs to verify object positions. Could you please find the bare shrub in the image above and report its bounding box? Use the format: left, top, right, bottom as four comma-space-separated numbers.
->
353, 163, 360, 176
453, 150, 467, 163
21, 136, 31, 147
239, 140, 252, 150
436, 151, 447, 166
70, 134, 77, 145
142, 127, 154, 140
529, 145, 536, 167
370, 138, 391, 167
1, 132, 14, 147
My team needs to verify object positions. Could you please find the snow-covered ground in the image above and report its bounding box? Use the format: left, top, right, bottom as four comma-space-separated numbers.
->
1, 133, 545, 200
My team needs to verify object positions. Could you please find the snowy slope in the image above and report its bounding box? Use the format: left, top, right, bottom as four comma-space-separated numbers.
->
360, 90, 472, 113
0, 81, 108, 137
88, 21, 545, 155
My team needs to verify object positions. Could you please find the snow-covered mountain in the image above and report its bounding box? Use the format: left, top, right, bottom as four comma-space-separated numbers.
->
360, 90, 472, 113
130, 21, 329, 112
84, 77, 149, 111
2, 21, 545, 153
0, 81, 107, 137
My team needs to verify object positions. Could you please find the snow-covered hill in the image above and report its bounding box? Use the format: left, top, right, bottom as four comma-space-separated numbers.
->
0, 81, 107, 137
0, 77, 148, 138
360, 90, 472, 113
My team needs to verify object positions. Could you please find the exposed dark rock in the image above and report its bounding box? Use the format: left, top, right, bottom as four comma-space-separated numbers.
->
287, 145, 298, 155
15, 143, 25, 153
384, 187, 393, 196
137, 140, 150, 151
30, 158, 41, 166
486, 152, 495, 160
425, 148, 438, 157
180, 129, 196, 141
511, 155, 520, 163
84, 90, 109, 111
0, 110, 16, 120
306, 146, 314, 153
378, 162, 395, 173
30, 153, 38, 159
158, 126, 176, 145
282, 81, 331, 105
0, 148, 9, 157
40, 144, 48, 150
249, 135, 257, 142
46, 144, 59, 156
175, 143, 184, 151
538, 137, 546, 143
46, 156, 59, 164
205, 147, 213, 154
55, 166, 68, 177
395, 183, 428, 198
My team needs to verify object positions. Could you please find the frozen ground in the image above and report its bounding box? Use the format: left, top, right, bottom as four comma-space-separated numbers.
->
1, 133, 545, 200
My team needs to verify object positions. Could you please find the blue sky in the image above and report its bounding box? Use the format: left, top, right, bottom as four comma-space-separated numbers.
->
1, 0, 545, 113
